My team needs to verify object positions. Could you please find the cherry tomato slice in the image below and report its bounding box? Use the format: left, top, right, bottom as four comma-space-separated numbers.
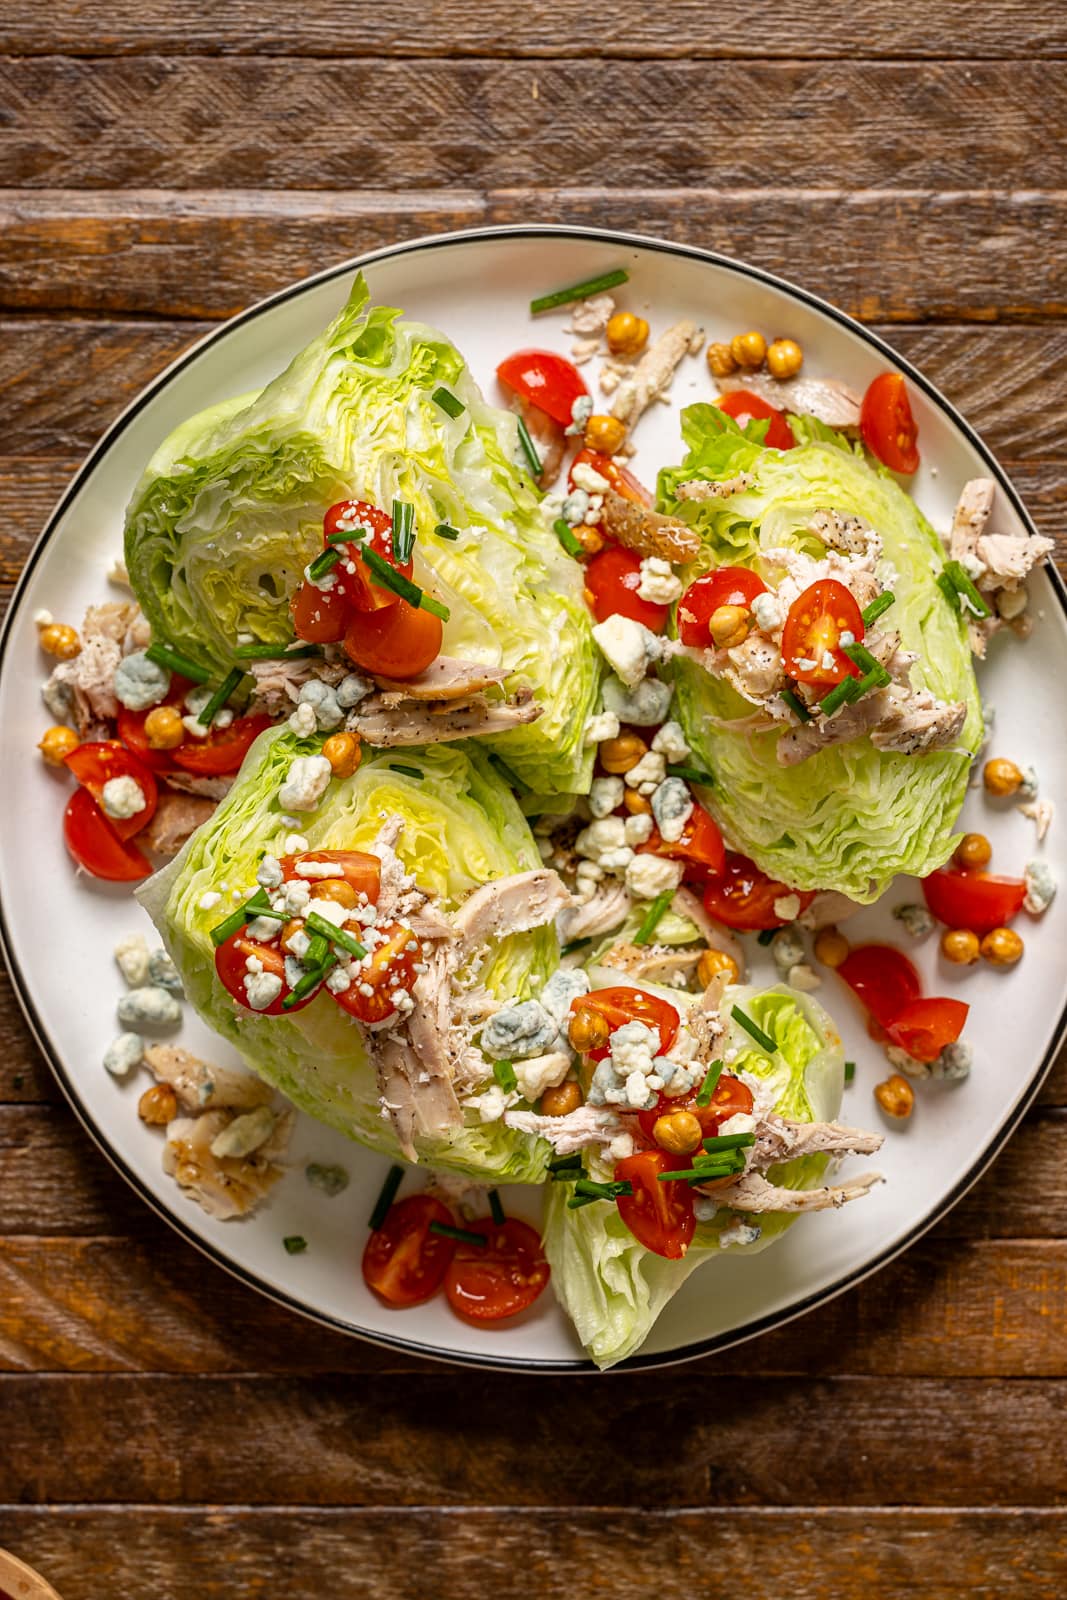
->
213, 933, 318, 1017
639, 801, 725, 877
717, 390, 795, 450
860, 372, 920, 475
574, 986, 680, 1063
332, 920, 417, 1025
922, 867, 1026, 937
885, 997, 969, 1063
837, 943, 922, 1030
169, 714, 274, 777
116, 674, 193, 773
291, 578, 351, 643
584, 546, 669, 632
497, 349, 589, 427
343, 596, 443, 679
635, 1073, 754, 1143
614, 1149, 696, 1260
781, 579, 865, 687
677, 567, 768, 647
702, 852, 814, 931
64, 740, 158, 841
324, 499, 413, 613
444, 1215, 551, 1322
362, 1194, 457, 1307
62, 787, 152, 881
568, 447, 652, 507
280, 850, 382, 902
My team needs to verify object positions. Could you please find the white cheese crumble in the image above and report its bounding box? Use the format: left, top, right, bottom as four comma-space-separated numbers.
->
584, 710, 621, 744
772, 893, 802, 922
637, 557, 683, 605
243, 971, 284, 1011
624, 813, 654, 845
287, 700, 318, 738
625, 853, 684, 900
571, 460, 611, 494
624, 750, 667, 792
1023, 860, 1056, 915
651, 720, 690, 763
589, 776, 625, 818
278, 754, 332, 812
592, 615, 659, 688
751, 591, 783, 633
100, 775, 146, 820
198, 891, 222, 911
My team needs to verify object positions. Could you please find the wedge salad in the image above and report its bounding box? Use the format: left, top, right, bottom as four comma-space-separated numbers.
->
31, 266, 1055, 1367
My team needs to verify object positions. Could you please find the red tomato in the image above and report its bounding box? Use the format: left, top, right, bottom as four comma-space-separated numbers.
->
333, 920, 418, 1025
280, 850, 382, 903
922, 867, 1026, 937
584, 546, 669, 632
290, 579, 351, 643
837, 944, 922, 1029
676, 567, 768, 647
615, 1150, 696, 1260
362, 1193, 457, 1307
860, 372, 920, 475
214, 933, 317, 1017
343, 597, 443, 678
568, 447, 652, 507
64, 740, 157, 841
497, 349, 589, 427
640, 802, 726, 877
444, 1216, 551, 1322
702, 852, 814, 931
63, 787, 152, 881
116, 674, 193, 772
717, 390, 795, 450
886, 997, 969, 1063
781, 579, 865, 688
635, 1073, 754, 1143
170, 714, 274, 777
574, 986, 680, 1062
324, 499, 413, 613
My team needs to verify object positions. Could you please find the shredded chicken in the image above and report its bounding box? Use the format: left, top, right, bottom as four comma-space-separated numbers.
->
162, 770, 235, 801
599, 942, 703, 982
675, 474, 755, 502
752, 1115, 885, 1167
145, 1044, 273, 1114
557, 881, 633, 943
611, 320, 702, 428
139, 791, 215, 856
947, 478, 1052, 634
717, 372, 861, 431
868, 687, 968, 755
451, 869, 573, 959
948, 477, 995, 565
974, 530, 1053, 588
505, 1104, 624, 1155
45, 606, 129, 729
349, 688, 540, 746
247, 655, 346, 716
600, 488, 702, 562
701, 1168, 883, 1214
371, 657, 509, 702
724, 633, 785, 703
808, 508, 882, 560
162, 1107, 292, 1219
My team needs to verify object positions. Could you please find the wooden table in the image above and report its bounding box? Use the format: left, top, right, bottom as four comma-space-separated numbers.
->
2, 5, 1066, 1595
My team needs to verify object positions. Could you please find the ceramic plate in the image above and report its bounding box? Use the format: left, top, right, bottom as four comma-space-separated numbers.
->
2, 226, 1064, 1370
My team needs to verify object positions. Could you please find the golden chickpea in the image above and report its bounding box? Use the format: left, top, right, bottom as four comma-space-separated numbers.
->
941, 927, 980, 965
38, 622, 81, 660
874, 1074, 915, 1120
766, 338, 804, 380
813, 927, 850, 969
706, 341, 738, 379
606, 310, 649, 357
600, 732, 649, 775
322, 730, 362, 779
983, 757, 1023, 798
709, 603, 751, 649
567, 1006, 610, 1054
143, 704, 185, 750
573, 526, 605, 555
38, 724, 80, 765
541, 1079, 583, 1117
697, 948, 740, 988
730, 330, 767, 370
623, 788, 653, 816
980, 926, 1024, 967
584, 414, 628, 455
653, 1109, 704, 1156
138, 1083, 178, 1126
955, 831, 992, 869
312, 878, 359, 910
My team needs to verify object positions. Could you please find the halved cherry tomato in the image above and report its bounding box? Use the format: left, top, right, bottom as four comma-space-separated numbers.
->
332, 920, 417, 1025
676, 567, 768, 647
62, 787, 152, 881
568, 447, 652, 507
362, 1193, 457, 1307
702, 852, 814, 931
886, 997, 969, 1063
324, 499, 413, 613
614, 1149, 696, 1260
717, 390, 795, 450
343, 596, 443, 678
64, 740, 157, 841
214, 933, 317, 1017
280, 849, 382, 903
444, 1215, 551, 1321
574, 986, 680, 1063
922, 867, 1026, 937
290, 578, 350, 643
116, 674, 193, 772
837, 944, 922, 1030
781, 579, 865, 687
497, 349, 589, 427
639, 801, 725, 877
635, 1073, 754, 1143
584, 546, 669, 631
860, 372, 920, 475
170, 714, 274, 777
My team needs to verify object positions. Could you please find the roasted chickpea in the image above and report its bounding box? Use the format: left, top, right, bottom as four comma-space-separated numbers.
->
606, 311, 649, 357
983, 757, 1023, 797
706, 341, 738, 379
280, 918, 306, 951
38, 724, 80, 765
312, 878, 359, 910
322, 730, 362, 779
766, 338, 803, 380
143, 704, 185, 750
709, 603, 751, 649
941, 927, 980, 965
38, 622, 81, 660
567, 1006, 610, 1054
584, 414, 627, 455
573, 526, 605, 555
813, 927, 850, 969
730, 330, 767, 370
980, 926, 1024, 967
955, 832, 992, 869
541, 1079, 583, 1117
623, 788, 653, 815
874, 1074, 915, 1120
138, 1083, 178, 1126
697, 948, 740, 988
653, 1109, 704, 1156
600, 732, 649, 775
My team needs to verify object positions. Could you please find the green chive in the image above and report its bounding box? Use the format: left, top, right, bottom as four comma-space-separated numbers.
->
432, 386, 465, 419
573, 1178, 633, 1202
944, 559, 992, 619
530, 267, 630, 315
429, 1221, 488, 1247
145, 641, 211, 685
702, 1131, 756, 1153
732, 1004, 777, 1054
657, 1159, 744, 1183
516, 415, 542, 478
567, 1193, 604, 1209
551, 1167, 583, 1182
548, 1153, 583, 1173
368, 1164, 404, 1229
757, 929, 777, 947
780, 687, 812, 724
634, 890, 674, 947
493, 1060, 517, 1092
389, 763, 423, 779
326, 526, 366, 545
304, 911, 366, 961
361, 547, 451, 621
560, 937, 593, 957
936, 571, 961, 613
842, 642, 890, 686
305, 932, 329, 969
282, 955, 337, 1008
196, 665, 244, 727
665, 764, 716, 787
861, 591, 896, 626
306, 546, 343, 584
391, 498, 415, 565
554, 516, 584, 558
819, 674, 864, 718
283, 1235, 308, 1255
489, 1189, 506, 1226
210, 888, 269, 947
233, 643, 319, 661
844, 1060, 856, 1083
695, 1061, 724, 1106
244, 905, 286, 923
434, 522, 461, 541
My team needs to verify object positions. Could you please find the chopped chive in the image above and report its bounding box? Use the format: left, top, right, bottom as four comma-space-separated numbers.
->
657, 1163, 744, 1183
695, 1060, 724, 1107
326, 525, 367, 545
282, 954, 337, 1007
780, 687, 813, 724
361, 547, 451, 622
731, 1004, 777, 1054
516, 415, 542, 478
842, 642, 891, 686
304, 911, 366, 961
665, 763, 716, 787
391, 499, 415, 565
389, 763, 423, 779
701, 1131, 756, 1153
244, 905, 286, 923
560, 936, 593, 957
819, 674, 864, 718
551, 1167, 583, 1182
306, 546, 343, 584
197, 665, 244, 727
844, 1060, 856, 1083
368, 1164, 405, 1229
554, 516, 584, 558
145, 641, 212, 685
432, 386, 465, 419
489, 1189, 506, 1225
429, 1221, 488, 1247
757, 928, 777, 947
283, 1235, 308, 1255
210, 888, 269, 946
861, 591, 896, 626
487, 752, 530, 795
530, 267, 630, 315
567, 1193, 604, 1209
944, 559, 992, 619
305, 932, 329, 969
434, 522, 461, 541
936, 570, 961, 613
233, 642, 319, 661
493, 1060, 517, 1092
573, 1178, 633, 1202
548, 1152, 583, 1172
634, 890, 674, 947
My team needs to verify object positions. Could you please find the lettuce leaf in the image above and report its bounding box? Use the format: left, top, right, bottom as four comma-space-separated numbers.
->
124, 275, 597, 794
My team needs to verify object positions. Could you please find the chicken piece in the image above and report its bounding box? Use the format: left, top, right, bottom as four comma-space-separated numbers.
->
567, 293, 615, 340
247, 656, 347, 716
776, 690, 889, 766
717, 372, 861, 431
1018, 798, 1054, 842
557, 881, 633, 944
371, 657, 509, 703
599, 942, 703, 982
162, 770, 235, 801
144, 1044, 273, 1114
139, 791, 216, 856
451, 869, 573, 959
948, 477, 995, 564
752, 1116, 885, 1167
83, 600, 151, 656
349, 689, 540, 746
505, 1103, 624, 1155
368, 1024, 462, 1163
611, 320, 702, 428
163, 1108, 292, 1219
702, 1167, 882, 1214
46, 632, 122, 728
675, 474, 755, 503
974, 531, 1053, 590
599, 488, 702, 562
724, 633, 785, 703
808, 509, 882, 560
868, 688, 967, 755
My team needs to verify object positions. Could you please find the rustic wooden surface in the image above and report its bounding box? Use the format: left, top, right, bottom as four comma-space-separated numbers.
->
2, 6, 1066, 1596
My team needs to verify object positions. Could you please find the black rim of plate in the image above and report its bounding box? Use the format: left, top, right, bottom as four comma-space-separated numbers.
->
1, 223, 1065, 1374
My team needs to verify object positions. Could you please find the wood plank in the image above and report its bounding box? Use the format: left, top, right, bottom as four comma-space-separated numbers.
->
2, 1507, 1065, 1600
4, 59, 1064, 192
0, 190, 1064, 321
